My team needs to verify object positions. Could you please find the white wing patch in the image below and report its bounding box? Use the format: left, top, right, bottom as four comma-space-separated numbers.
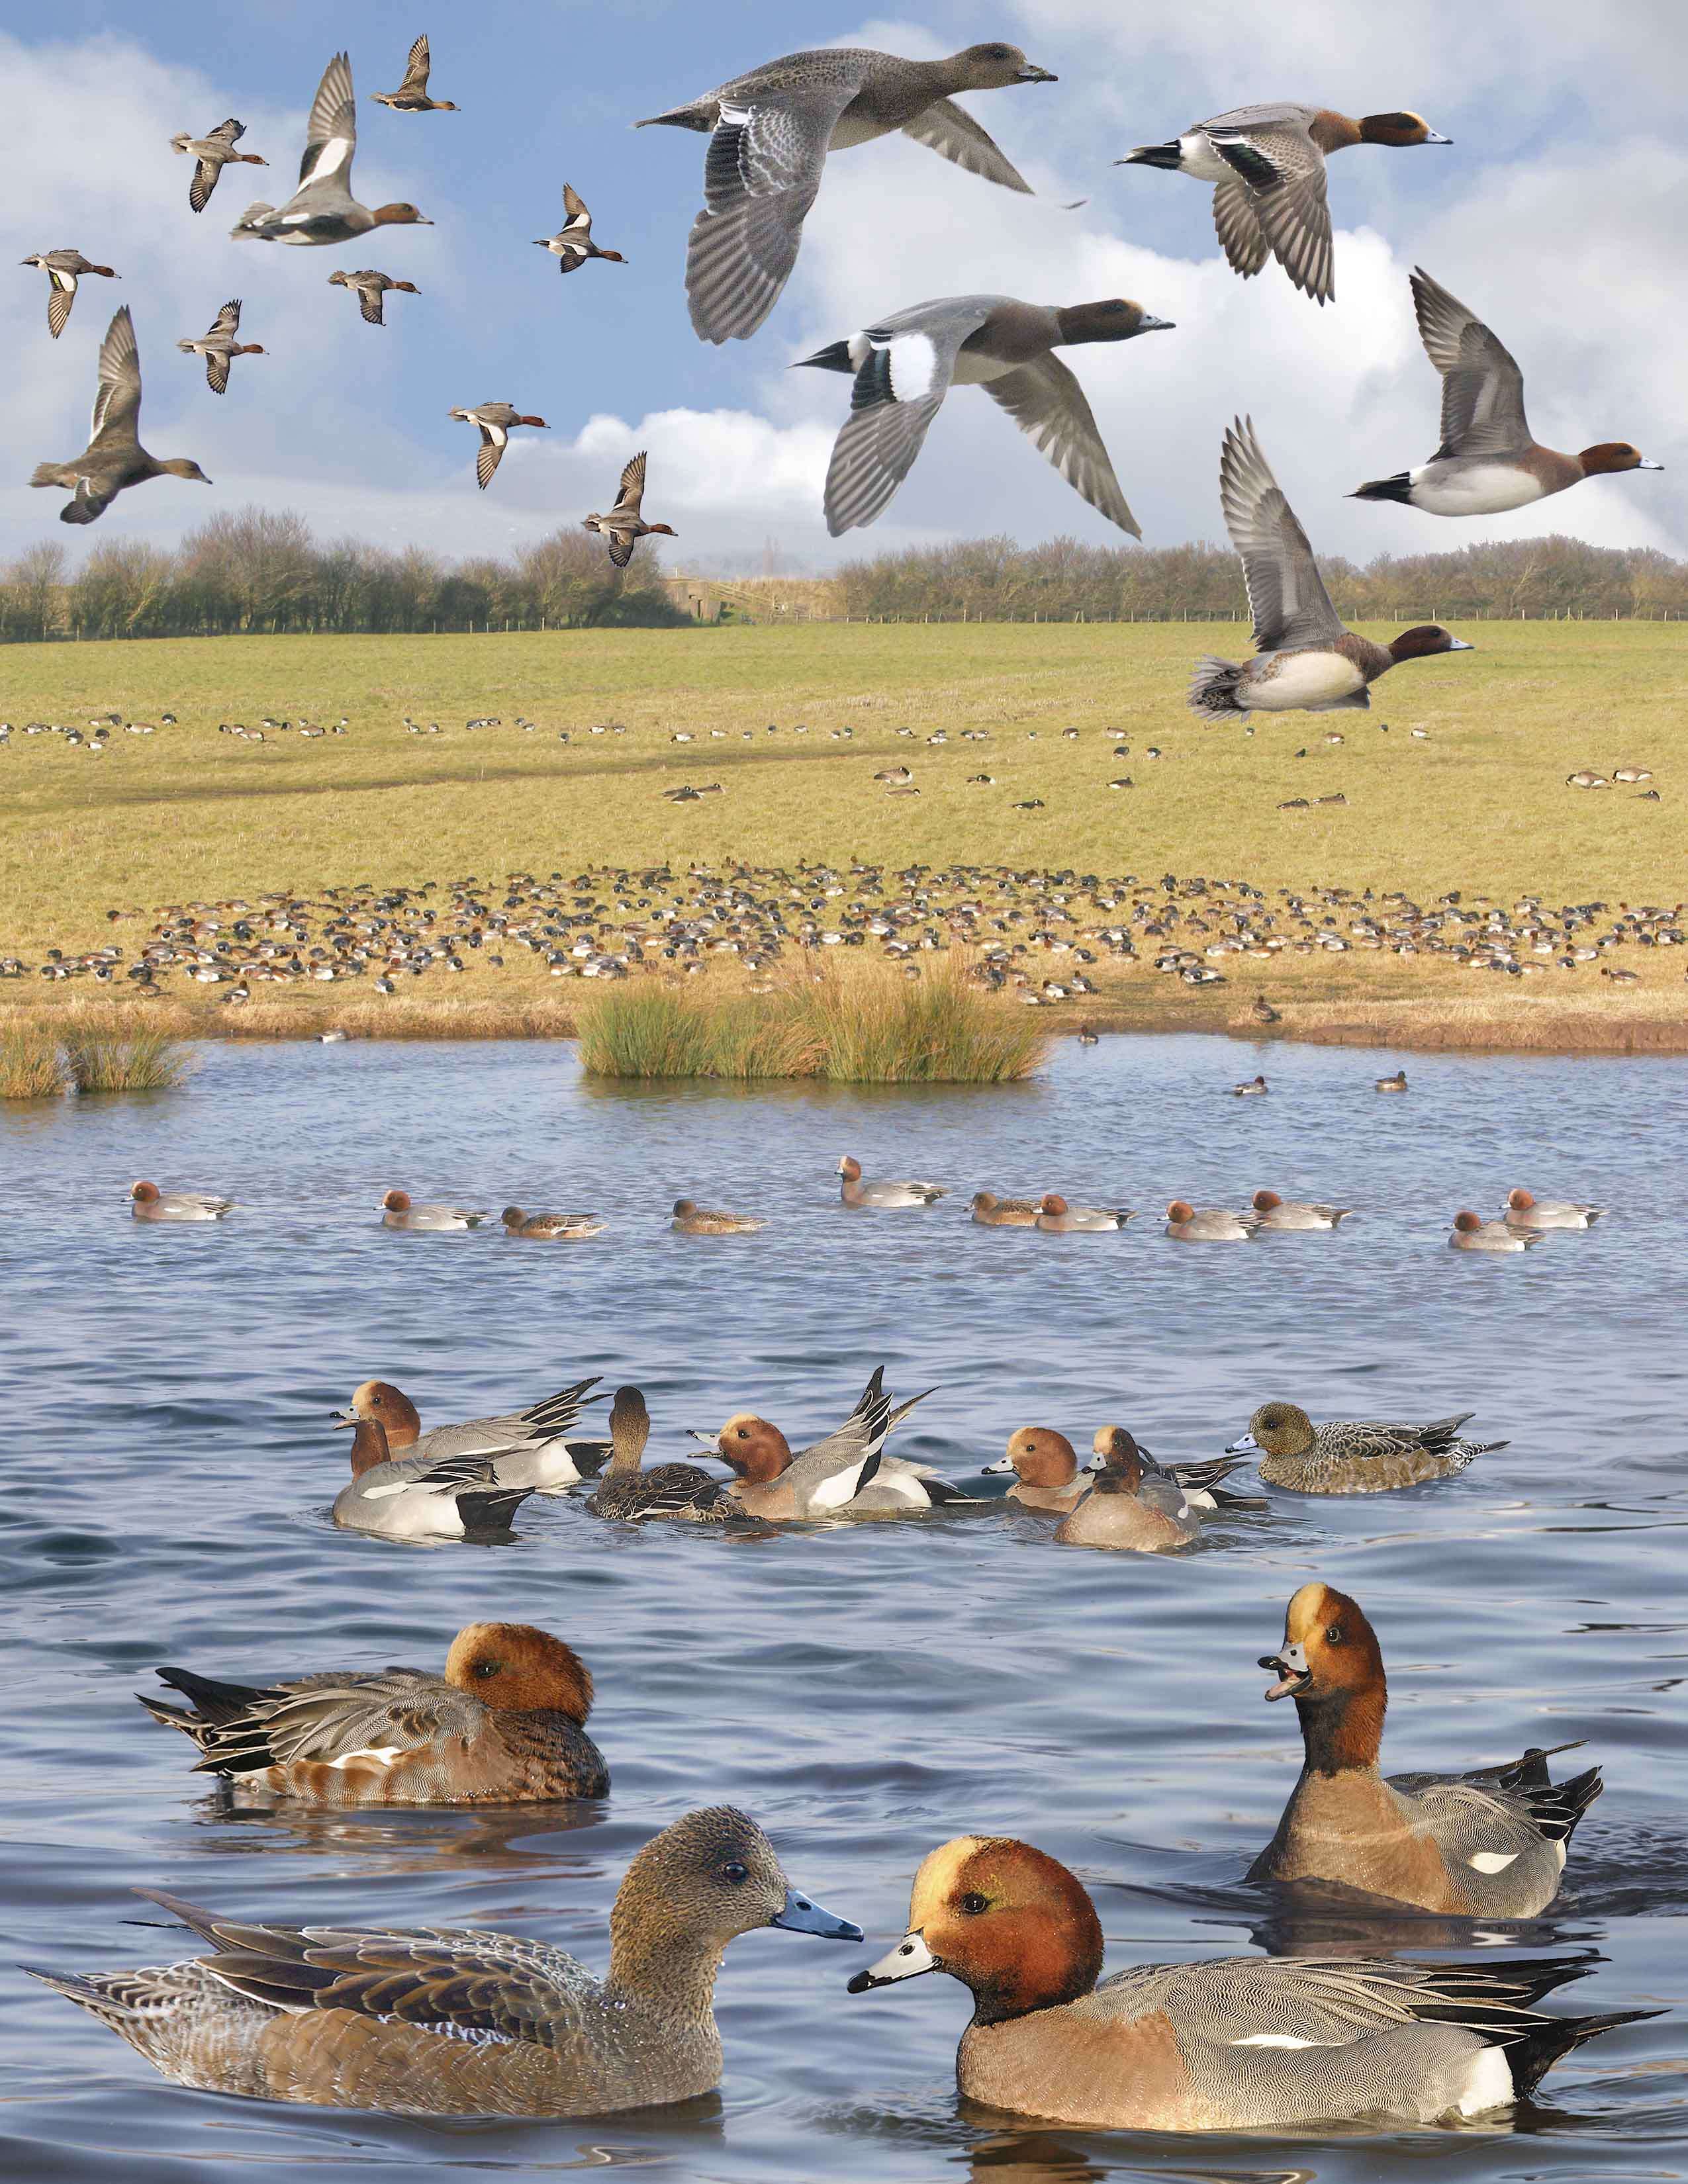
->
1230, 2032, 1320, 2049
882, 334, 939, 402
302, 136, 353, 187
812, 1463, 870, 1511
1467, 1850, 1521, 1875
326, 1745, 404, 1770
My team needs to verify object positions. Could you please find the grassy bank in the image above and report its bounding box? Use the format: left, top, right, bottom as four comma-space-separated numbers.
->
0, 1005, 192, 1098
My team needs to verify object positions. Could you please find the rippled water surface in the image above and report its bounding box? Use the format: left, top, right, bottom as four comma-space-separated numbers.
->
2, 1034, 1684, 2184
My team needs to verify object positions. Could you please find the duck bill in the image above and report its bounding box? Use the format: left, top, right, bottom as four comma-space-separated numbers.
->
1225, 1430, 1258, 1455
1423, 129, 1453, 144
1015, 64, 1057, 82
1137, 315, 1176, 332
1445, 636, 1475, 651
980, 1453, 1015, 1474
770, 1888, 862, 1942
848, 1929, 935, 1992
330, 1409, 359, 1429
1259, 1641, 1311, 1701
1638, 457, 1664, 471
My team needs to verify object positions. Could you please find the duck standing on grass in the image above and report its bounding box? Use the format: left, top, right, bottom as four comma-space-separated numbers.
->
536, 185, 625, 273
230, 54, 432, 244
177, 299, 265, 394
1189, 418, 1472, 721
170, 118, 267, 214
371, 34, 458, 112
449, 404, 549, 490
32, 310, 211, 525
583, 452, 677, 565
328, 268, 419, 324
23, 247, 117, 338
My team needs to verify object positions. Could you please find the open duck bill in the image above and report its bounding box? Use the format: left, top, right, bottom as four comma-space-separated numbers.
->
770, 1888, 863, 1942
1259, 1639, 1313, 1701
848, 1929, 936, 1991
329, 1409, 359, 1428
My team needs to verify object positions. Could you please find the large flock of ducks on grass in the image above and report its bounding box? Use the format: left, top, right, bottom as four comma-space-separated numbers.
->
13, 18, 1668, 2140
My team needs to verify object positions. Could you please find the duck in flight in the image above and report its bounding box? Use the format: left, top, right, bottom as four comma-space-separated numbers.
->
327, 268, 420, 325
231, 54, 432, 244
536, 184, 626, 273
169, 118, 267, 214
371, 34, 459, 112
177, 298, 265, 394
447, 402, 549, 489
21, 248, 118, 339
583, 452, 677, 566
31, 308, 211, 524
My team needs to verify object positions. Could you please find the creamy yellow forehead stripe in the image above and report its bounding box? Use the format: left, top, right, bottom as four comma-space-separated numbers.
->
909, 1837, 989, 1923
1284, 1581, 1331, 1638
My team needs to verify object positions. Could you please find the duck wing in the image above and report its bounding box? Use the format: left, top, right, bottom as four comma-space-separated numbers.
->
560, 181, 592, 232
89, 306, 142, 445
1211, 179, 1270, 279
189, 158, 222, 214
162, 1667, 481, 1774
686, 83, 859, 342
297, 51, 356, 192
358, 281, 386, 324
898, 97, 1032, 193
205, 349, 230, 395
1411, 267, 1531, 458
207, 118, 246, 147
205, 298, 242, 339
46, 273, 76, 340
1203, 109, 1333, 304
605, 527, 637, 569
612, 450, 647, 518
394, 33, 432, 99
821, 296, 994, 535
1219, 416, 1344, 650
984, 353, 1139, 536
475, 422, 508, 489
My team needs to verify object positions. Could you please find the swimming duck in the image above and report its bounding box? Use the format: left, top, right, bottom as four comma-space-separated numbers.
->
1502, 1187, 1605, 1230
638, 44, 1057, 343
1165, 1199, 1257, 1241
1352, 269, 1662, 516
341, 1375, 608, 1490
1118, 104, 1450, 305
130, 1180, 233, 1222
177, 299, 265, 394
1227, 1400, 1506, 1492
583, 452, 677, 566
500, 1206, 605, 1239
32, 1808, 860, 2115
230, 54, 432, 244
838, 1154, 946, 1208
1083, 1426, 1260, 1510
671, 1198, 763, 1234
1450, 1209, 1536, 1253
1035, 1192, 1136, 1232
589, 1386, 760, 1524
1376, 1068, 1409, 1092
169, 118, 267, 214
1054, 1428, 1199, 1551
982, 1427, 1091, 1513
798, 296, 1171, 537
847, 1836, 1648, 2128
1190, 420, 1472, 721
703, 1365, 961, 1518
371, 34, 458, 112
1250, 1188, 1352, 1230
381, 1188, 486, 1230
449, 404, 549, 490
21, 248, 118, 339
536, 184, 625, 273
327, 268, 419, 324
969, 1190, 1041, 1226
1231, 1073, 1268, 1095
1253, 1582, 1602, 1913
330, 1413, 536, 1539
32, 309, 212, 525
138, 1621, 608, 1804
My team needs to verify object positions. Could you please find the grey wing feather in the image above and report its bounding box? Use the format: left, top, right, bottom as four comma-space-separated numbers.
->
984, 355, 1139, 536
301, 52, 355, 186
207, 299, 242, 338
398, 33, 432, 94
1245, 163, 1333, 304
1094, 1953, 1571, 2044
225, 1670, 482, 1768
1212, 180, 1270, 277
207, 118, 246, 147
899, 99, 1033, 193
359, 284, 385, 324
206, 351, 230, 395
90, 308, 142, 442
475, 432, 504, 490
189, 159, 220, 214
46, 283, 74, 339
616, 451, 647, 514
686, 87, 855, 342
606, 530, 636, 569
1411, 268, 1531, 457
1219, 417, 1343, 649
821, 301, 990, 535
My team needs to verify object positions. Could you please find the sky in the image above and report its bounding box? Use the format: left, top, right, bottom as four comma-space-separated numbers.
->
3, 0, 1682, 572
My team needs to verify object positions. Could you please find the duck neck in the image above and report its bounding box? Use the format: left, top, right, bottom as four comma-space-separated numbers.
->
348, 1419, 391, 1478
1295, 1686, 1385, 1775
1309, 109, 1362, 153
605, 1925, 727, 2026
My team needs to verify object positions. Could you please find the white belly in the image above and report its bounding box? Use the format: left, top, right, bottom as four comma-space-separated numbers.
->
1252, 651, 1366, 710
1411, 461, 1546, 516
1181, 131, 1237, 183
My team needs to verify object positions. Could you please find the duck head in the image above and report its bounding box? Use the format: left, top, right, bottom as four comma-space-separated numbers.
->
1227, 1400, 1315, 1459
1258, 1580, 1387, 1770
710, 1412, 794, 1482
1039, 1193, 1070, 1216
444, 1621, 594, 1721
344, 1377, 422, 1449
370, 203, 434, 226
518, 415, 549, 428
1387, 623, 1473, 661
1359, 110, 1450, 146
130, 1180, 160, 1205
1084, 1424, 1148, 1494
1166, 1199, 1196, 1224
984, 1427, 1078, 1485
162, 459, 213, 482
1252, 1189, 1284, 1212
1578, 441, 1663, 477
1452, 1209, 1487, 1234
837, 1154, 863, 1181
1055, 297, 1175, 344
951, 42, 1056, 87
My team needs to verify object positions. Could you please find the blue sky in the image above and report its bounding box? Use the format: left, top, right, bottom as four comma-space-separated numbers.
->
3, 0, 1682, 569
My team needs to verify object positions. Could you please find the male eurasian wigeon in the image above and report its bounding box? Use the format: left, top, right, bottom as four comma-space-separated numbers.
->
500, 1206, 605, 1239
702, 1365, 962, 1518
1252, 1582, 1603, 1914
536, 184, 625, 273
176, 299, 265, 394
588, 1386, 762, 1524
1352, 270, 1662, 516
969, 1190, 1041, 1226
1250, 1188, 1352, 1230
371, 34, 458, 112
848, 1835, 1649, 2126
671, 1197, 763, 1233
381, 1187, 486, 1230
449, 404, 549, 490
1118, 103, 1450, 305
1190, 420, 1472, 721
1227, 1400, 1506, 1492
1503, 1187, 1605, 1230
1451, 1209, 1536, 1253
1376, 1068, 1409, 1091
638, 44, 1057, 343
583, 452, 677, 566
1053, 1427, 1199, 1551
982, 1427, 1090, 1513
330, 1412, 536, 1539
130, 1180, 234, 1221
169, 118, 267, 214
340, 1374, 608, 1490
798, 295, 1170, 537
230, 54, 432, 244
327, 268, 419, 324
1165, 1198, 1256, 1240
30, 1809, 861, 2115
837, 1154, 946, 1207
138, 1621, 609, 1803
1084, 1425, 1260, 1510
1231, 1073, 1268, 1095
32, 310, 211, 525
21, 248, 118, 340
1035, 1192, 1136, 1232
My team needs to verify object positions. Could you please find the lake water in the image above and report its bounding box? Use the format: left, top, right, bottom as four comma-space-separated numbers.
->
1, 1034, 1683, 2184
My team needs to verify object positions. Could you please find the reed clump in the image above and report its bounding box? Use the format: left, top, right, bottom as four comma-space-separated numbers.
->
579, 963, 1047, 1083
58, 1008, 194, 1094
0, 1022, 67, 1099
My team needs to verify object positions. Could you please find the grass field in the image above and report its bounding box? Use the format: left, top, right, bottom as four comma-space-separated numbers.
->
3, 620, 1684, 1052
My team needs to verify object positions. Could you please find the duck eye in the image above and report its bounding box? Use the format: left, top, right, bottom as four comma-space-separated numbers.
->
735, 1427, 749, 1439
476, 1659, 502, 1676
722, 1860, 749, 1885
959, 1891, 989, 1915
1325, 1625, 1342, 1645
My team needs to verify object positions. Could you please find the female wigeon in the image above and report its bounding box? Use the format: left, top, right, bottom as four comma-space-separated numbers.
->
1253, 1582, 1603, 1914
32, 309, 211, 524
1190, 420, 1472, 721
798, 295, 1171, 537
588, 1386, 761, 1524
1352, 270, 1662, 516
969, 1190, 1041, 1226
982, 1427, 1088, 1513
1035, 1193, 1136, 1232
500, 1206, 605, 1239
32, 1809, 860, 2115
848, 1835, 1648, 2126
341, 1375, 608, 1490
837, 1154, 946, 1208
536, 184, 625, 273
1451, 1209, 1536, 1253
704, 1367, 962, 1517
638, 44, 1056, 343
327, 268, 419, 325
671, 1197, 763, 1234
583, 451, 677, 565
1227, 1400, 1506, 1492
22, 248, 118, 340
176, 298, 265, 394
1250, 1188, 1352, 1230
1503, 1187, 1605, 1230
330, 1412, 536, 1539
1165, 1199, 1256, 1240
169, 118, 267, 214
1053, 1428, 1197, 1551
371, 33, 458, 111
381, 1188, 486, 1230
130, 1181, 233, 1221
1119, 103, 1450, 305
139, 1621, 609, 1803
449, 404, 549, 490
230, 54, 432, 244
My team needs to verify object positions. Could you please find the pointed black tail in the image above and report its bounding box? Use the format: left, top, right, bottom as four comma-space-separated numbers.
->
1350, 473, 1416, 504
793, 340, 855, 375
1123, 141, 1184, 169
1503, 2009, 1662, 2100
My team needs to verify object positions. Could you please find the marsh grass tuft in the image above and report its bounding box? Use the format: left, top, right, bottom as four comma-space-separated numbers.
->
579, 962, 1047, 1083
59, 1009, 194, 1094
0, 1022, 67, 1099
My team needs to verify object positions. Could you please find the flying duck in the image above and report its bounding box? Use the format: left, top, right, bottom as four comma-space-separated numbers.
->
31, 308, 211, 525
230, 54, 432, 244
583, 452, 676, 565
328, 268, 420, 324
371, 34, 459, 112
536, 184, 625, 273
177, 298, 265, 393
169, 118, 267, 214
448, 403, 549, 489
22, 248, 117, 340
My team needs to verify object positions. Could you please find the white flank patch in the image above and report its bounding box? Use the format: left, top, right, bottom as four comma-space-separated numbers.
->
1468, 1850, 1521, 1874
359, 1480, 412, 1500
884, 334, 938, 404
1256, 652, 1367, 709
1409, 463, 1546, 517
1458, 2046, 1515, 2115
327, 1745, 403, 1770
1230, 2032, 1319, 2049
